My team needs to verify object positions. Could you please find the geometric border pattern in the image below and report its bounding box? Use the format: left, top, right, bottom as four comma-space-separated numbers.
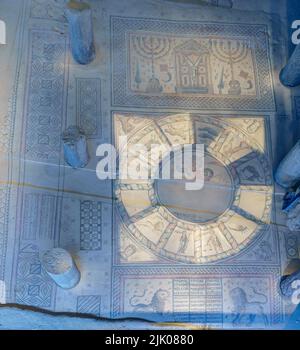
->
15, 251, 54, 309
80, 201, 102, 251
76, 78, 101, 138
77, 295, 101, 316
0, 186, 10, 280
24, 30, 68, 163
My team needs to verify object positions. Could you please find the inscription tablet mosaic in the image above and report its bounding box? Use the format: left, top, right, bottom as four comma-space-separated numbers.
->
112, 266, 282, 328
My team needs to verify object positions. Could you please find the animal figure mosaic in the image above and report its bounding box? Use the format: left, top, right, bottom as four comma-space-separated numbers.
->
130, 289, 170, 313
230, 287, 269, 327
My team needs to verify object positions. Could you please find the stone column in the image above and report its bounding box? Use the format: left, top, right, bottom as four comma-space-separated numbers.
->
65, 0, 95, 65
0, 20, 6, 45
280, 44, 300, 87
286, 202, 300, 231
279, 260, 300, 299
62, 126, 89, 169
41, 248, 80, 289
280, 269, 300, 298
275, 140, 300, 188
285, 304, 300, 330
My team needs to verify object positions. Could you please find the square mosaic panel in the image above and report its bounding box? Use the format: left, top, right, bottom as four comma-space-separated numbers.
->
111, 16, 275, 111
80, 201, 102, 251
77, 295, 101, 316
113, 112, 274, 265
76, 78, 101, 138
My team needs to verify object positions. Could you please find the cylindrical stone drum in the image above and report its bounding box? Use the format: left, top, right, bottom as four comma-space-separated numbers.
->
280, 44, 300, 88
275, 140, 300, 188
62, 126, 89, 169
41, 248, 81, 289
65, 1, 95, 65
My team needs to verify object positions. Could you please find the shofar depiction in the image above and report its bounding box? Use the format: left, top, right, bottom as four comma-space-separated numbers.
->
280, 44, 300, 87
275, 140, 300, 188
62, 126, 89, 169
65, 0, 95, 65
41, 248, 81, 289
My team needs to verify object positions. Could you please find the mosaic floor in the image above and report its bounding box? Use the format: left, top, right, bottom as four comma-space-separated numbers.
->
0, 0, 299, 329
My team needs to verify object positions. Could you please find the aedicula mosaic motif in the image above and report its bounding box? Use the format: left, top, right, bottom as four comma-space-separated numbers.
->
111, 17, 275, 111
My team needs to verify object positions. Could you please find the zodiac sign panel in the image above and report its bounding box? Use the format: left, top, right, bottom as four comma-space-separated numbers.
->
114, 113, 273, 264
111, 17, 275, 111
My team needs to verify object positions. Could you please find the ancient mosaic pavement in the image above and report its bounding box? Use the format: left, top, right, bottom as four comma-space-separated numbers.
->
0, 0, 294, 329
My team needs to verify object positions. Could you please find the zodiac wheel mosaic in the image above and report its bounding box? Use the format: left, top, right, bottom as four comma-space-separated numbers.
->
114, 113, 273, 264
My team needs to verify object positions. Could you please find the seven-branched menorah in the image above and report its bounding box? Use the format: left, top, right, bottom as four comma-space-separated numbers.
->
132, 34, 172, 78
210, 38, 249, 94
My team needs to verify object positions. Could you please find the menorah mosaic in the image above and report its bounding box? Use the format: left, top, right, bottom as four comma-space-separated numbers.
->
111, 17, 275, 111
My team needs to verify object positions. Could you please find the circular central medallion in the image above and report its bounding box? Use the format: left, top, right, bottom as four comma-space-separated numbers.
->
155, 152, 234, 223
